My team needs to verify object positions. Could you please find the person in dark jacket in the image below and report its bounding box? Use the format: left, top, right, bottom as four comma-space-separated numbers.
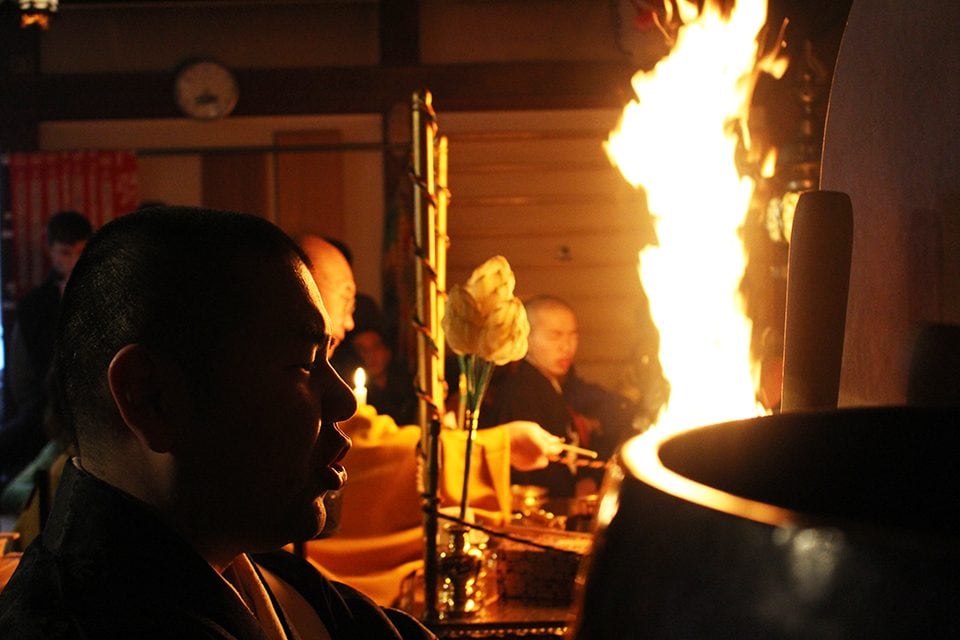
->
0, 211, 91, 498
487, 295, 639, 498
0, 206, 433, 639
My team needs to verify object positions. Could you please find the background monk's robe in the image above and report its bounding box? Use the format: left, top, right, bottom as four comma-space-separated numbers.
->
306, 404, 511, 606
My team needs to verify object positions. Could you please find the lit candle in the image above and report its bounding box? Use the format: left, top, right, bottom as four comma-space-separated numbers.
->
353, 367, 367, 406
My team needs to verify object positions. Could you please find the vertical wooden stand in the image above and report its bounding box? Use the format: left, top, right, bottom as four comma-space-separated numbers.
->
411, 90, 449, 624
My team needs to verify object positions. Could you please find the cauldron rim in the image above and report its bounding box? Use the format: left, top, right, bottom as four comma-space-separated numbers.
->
620, 404, 960, 542
623, 417, 798, 529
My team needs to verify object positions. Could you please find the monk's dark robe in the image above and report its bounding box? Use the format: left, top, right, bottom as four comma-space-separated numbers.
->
0, 462, 434, 640
486, 360, 638, 498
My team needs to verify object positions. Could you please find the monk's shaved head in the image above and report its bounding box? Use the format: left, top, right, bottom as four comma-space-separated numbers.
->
298, 235, 357, 345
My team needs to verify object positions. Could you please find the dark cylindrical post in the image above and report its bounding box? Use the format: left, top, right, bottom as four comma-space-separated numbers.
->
781, 190, 853, 412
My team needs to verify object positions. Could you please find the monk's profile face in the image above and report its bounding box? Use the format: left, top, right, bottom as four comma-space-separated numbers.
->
179, 255, 355, 550
526, 305, 579, 383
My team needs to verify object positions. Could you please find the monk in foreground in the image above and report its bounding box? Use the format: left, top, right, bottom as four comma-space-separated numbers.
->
0, 206, 433, 639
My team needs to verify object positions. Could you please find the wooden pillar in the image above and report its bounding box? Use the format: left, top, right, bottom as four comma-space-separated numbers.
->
379, 0, 420, 67
0, 6, 41, 151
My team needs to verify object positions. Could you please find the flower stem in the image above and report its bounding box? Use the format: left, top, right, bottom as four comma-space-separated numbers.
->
459, 407, 480, 521
458, 356, 495, 521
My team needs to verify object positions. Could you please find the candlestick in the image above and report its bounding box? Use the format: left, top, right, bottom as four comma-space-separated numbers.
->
353, 367, 367, 406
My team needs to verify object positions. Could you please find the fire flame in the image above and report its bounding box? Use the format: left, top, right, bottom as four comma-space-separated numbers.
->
607, 0, 782, 433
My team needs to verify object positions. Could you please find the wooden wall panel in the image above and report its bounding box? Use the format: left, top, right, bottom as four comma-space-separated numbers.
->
444, 118, 655, 392
274, 130, 344, 241
201, 153, 269, 217
449, 199, 644, 238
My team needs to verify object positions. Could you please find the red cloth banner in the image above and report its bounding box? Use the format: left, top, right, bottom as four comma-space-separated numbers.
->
6, 151, 140, 299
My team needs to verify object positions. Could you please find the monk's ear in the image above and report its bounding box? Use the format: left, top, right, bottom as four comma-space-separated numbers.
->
107, 344, 182, 453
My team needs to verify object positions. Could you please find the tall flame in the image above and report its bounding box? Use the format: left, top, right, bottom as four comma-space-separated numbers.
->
606, 0, 776, 433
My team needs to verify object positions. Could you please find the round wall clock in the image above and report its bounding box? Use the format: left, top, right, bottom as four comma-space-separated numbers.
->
174, 59, 239, 121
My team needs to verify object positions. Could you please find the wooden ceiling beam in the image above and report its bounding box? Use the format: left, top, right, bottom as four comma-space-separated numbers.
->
1, 61, 637, 124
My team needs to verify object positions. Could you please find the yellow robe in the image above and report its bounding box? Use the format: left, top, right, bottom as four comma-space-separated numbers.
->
305, 405, 512, 606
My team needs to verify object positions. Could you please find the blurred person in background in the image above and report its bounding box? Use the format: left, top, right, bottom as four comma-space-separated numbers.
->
0, 211, 92, 507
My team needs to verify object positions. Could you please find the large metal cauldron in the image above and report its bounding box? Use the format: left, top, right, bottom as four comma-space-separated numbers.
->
571, 406, 960, 638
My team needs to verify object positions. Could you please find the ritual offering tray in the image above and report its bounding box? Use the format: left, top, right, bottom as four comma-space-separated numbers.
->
494, 526, 593, 605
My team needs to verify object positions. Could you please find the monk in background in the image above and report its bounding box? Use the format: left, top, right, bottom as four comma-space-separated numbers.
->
299, 236, 558, 606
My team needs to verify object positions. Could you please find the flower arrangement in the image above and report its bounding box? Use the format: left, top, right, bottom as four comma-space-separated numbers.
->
442, 255, 529, 519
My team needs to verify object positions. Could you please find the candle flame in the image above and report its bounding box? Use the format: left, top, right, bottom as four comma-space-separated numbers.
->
353, 367, 366, 390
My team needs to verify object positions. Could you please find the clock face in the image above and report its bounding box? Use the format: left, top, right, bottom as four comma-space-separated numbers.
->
174, 60, 238, 121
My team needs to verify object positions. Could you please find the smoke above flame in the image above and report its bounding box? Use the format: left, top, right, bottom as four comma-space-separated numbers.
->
606, 0, 785, 433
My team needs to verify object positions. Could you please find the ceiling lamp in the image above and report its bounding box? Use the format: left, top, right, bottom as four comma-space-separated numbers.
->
19, 0, 58, 29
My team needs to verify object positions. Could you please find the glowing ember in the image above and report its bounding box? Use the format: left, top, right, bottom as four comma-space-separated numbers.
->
606, 0, 781, 432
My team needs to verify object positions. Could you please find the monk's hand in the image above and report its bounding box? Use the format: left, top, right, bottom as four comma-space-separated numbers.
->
505, 421, 561, 471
